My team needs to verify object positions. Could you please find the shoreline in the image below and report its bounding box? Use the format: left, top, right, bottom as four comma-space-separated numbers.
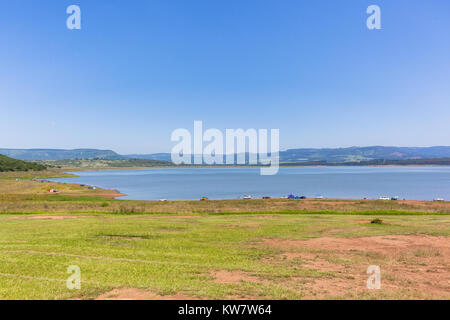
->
47, 166, 449, 202
53, 164, 450, 171
49, 180, 447, 203
2, 170, 449, 214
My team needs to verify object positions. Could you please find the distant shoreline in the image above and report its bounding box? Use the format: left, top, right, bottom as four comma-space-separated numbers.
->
55, 163, 450, 172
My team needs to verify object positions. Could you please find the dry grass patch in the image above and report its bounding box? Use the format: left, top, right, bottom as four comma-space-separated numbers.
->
8, 215, 87, 220
96, 288, 196, 300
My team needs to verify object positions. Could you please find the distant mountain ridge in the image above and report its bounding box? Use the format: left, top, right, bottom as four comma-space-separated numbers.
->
125, 146, 450, 163
0, 148, 122, 161
4, 146, 450, 163
124, 153, 173, 162
279, 146, 450, 163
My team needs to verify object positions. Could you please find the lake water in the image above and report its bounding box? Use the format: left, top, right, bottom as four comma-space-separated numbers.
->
48, 167, 450, 201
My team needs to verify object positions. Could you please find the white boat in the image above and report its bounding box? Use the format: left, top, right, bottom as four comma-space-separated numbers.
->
159, 198, 168, 202
315, 195, 324, 199
242, 195, 252, 200
379, 196, 390, 200
433, 198, 445, 202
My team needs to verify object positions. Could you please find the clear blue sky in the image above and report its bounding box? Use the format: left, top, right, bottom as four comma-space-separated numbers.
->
1, 0, 449, 154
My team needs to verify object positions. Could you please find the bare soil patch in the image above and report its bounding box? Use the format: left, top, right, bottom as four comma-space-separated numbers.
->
131, 215, 201, 219
262, 235, 450, 255
96, 288, 195, 300
262, 235, 450, 299
60, 184, 125, 199
211, 270, 260, 284
98, 235, 147, 241
9, 215, 85, 220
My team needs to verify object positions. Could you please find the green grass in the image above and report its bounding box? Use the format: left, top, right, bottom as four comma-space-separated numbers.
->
206, 210, 450, 216
0, 213, 448, 300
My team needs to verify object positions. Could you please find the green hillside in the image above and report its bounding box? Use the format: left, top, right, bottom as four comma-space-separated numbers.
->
37, 158, 174, 169
0, 154, 46, 172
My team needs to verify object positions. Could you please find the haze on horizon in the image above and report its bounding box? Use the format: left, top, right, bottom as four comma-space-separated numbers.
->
1, 0, 449, 154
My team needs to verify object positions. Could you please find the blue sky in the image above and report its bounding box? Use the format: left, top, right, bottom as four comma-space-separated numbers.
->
1, 0, 449, 154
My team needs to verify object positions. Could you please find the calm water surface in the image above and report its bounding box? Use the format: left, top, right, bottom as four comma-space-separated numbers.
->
48, 167, 450, 201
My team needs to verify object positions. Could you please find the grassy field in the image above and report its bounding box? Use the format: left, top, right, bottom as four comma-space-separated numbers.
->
0, 170, 449, 300
0, 213, 448, 300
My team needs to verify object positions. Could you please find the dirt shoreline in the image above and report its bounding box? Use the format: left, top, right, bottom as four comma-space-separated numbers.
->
48, 177, 449, 206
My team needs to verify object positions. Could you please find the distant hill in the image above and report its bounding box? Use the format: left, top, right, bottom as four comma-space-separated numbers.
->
0, 154, 46, 172
279, 146, 450, 163
0, 149, 123, 161
124, 153, 173, 162
5, 146, 450, 164
39, 158, 174, 169
125, 146, 450, 163
280, 157, 450, 166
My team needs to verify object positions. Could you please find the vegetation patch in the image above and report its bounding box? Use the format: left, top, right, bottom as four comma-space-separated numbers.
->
0, 154, 46, 172
96, 233, 159, 240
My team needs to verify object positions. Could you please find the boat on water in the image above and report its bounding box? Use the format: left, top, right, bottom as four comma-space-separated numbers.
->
286, 194, 307, 200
